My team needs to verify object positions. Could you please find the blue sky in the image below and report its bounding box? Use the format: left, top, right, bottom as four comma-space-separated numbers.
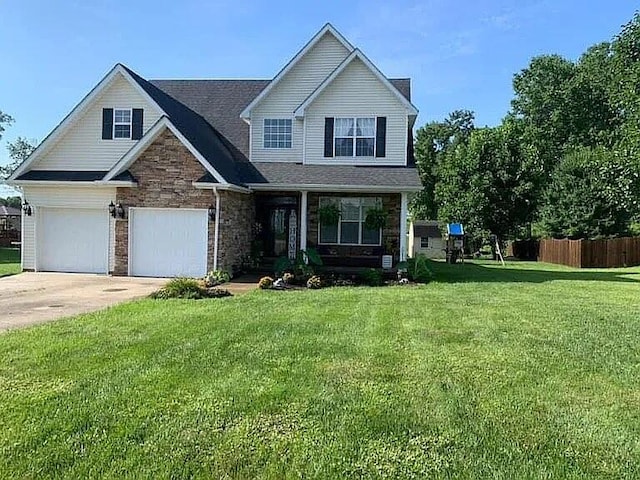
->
0, 0, 637, 196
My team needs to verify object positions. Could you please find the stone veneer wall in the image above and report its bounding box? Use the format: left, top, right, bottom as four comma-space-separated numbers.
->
113, 128, 253, 275
306, 192, 402, 259
216, 190, 254, 273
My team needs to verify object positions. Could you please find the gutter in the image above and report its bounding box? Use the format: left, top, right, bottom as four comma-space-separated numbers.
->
213, 187, 221, 271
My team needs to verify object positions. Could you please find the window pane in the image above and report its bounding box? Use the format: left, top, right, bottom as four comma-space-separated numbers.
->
114, 109, 130, 123
334, 138, 353, 157
264, 119, 292, 148
362, 226, 380, 245
356, 117, 375, 136
334, 118, 354, 136
114, 124, 131, 138
340, 222, 359, 244
341, 198, 360, 221
320, 222, 338, 243
356, 138, 375, 156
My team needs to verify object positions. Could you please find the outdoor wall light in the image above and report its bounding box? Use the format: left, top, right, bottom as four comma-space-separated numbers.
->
109, 201, 126, 219
22, 201, 32, 216
116, 203, 125, 219
208, 204, 216, 221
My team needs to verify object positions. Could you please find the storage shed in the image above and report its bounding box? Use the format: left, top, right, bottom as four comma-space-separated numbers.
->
409, 220, 444, 259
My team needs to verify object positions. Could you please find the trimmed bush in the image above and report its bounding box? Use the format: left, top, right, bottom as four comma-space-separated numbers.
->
405, 255, 433, 283
258, 276, 274, 289
306, 275, 322, 289
204, 269, 231, 287
150, 278, 232, 299
358, 268, 384, 286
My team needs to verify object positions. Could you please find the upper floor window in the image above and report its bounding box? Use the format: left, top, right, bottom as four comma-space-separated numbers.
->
334, 117, 375, 157
264, 119, 292, 148
113, 109, 132, 139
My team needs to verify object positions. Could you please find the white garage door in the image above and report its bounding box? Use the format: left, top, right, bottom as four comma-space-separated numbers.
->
38, 208, 109, 273
130, 208, 208, 278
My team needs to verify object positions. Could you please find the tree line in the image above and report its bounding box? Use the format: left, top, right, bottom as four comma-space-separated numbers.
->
413, 11, 640, 244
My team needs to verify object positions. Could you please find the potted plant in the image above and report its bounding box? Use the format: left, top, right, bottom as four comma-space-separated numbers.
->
318, 203, 341, 225
364, 207, 387, 230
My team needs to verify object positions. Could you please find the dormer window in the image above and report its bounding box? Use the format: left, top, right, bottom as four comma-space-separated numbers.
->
113, 109, 132, 139
264, 119, 292, 148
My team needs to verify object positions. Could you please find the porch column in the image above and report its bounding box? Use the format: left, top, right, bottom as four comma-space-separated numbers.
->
399, 192, 408, 261
300, 190, 308, 251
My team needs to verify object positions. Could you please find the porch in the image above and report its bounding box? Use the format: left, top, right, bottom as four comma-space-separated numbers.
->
251, 190, 409, 270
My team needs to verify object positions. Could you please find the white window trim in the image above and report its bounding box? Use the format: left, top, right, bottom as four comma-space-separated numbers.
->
113, 108, 132, 140
334, 117, 376, 158
263, 118, 293, 149
318, 197, 382, 246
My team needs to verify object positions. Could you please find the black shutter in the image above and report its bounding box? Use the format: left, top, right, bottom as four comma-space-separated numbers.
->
102, 108, 113, 140
324, 117, 334, 157
132, 109, 144, 140
375, 117, 386, 157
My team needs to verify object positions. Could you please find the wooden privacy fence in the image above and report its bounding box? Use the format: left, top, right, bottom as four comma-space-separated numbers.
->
538, 237, 640, 268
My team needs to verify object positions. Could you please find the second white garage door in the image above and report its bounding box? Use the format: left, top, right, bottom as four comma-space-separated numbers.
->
129, 208, 208, 278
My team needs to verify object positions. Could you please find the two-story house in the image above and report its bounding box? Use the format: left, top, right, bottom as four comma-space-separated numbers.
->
7, 24, 421, 277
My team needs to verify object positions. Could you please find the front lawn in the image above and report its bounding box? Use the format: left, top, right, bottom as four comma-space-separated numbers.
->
1, 261, 640, 478
0, 247, 20, 277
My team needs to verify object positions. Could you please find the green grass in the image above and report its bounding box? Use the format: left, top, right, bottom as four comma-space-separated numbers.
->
0, 247, 20, 277
1, 261, 640, 478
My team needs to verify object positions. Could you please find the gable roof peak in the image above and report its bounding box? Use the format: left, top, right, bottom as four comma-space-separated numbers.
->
239, 23, 354, 119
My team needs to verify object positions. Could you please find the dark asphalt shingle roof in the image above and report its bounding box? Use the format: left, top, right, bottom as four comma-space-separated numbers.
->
124, 64, 417, 188
0, 205, 21, 216
16, 170, 136, 182
414, 225, 442, 238
243, 162, 421, 188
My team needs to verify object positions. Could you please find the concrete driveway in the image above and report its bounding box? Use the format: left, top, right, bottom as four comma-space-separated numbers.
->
0, 273, 166, 331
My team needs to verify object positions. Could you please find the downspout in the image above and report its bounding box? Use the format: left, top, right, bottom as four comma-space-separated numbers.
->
213, 187, 221, 271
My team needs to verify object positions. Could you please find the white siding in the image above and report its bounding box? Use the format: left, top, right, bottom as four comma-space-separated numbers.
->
33, 73, 162, 171
305, 58, 408, 166
251, 32, 350, 162
21, 186, 117, 272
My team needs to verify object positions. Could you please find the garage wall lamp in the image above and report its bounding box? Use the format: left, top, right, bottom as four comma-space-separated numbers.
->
109, 201, 126, 219
208, 204, 216, 221
22, 200, 32, 216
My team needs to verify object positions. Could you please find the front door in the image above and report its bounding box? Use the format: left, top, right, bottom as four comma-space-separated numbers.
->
257, 196, 298, 259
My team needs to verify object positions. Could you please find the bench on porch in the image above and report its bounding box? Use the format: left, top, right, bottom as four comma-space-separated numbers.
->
315, 245, 385, 268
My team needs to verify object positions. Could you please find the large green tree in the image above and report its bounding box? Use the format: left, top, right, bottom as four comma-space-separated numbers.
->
435, 123, 541, 242
412, 110, 474, 219
0, 110, 13, 141
1, 137, 37, 179
538, 147, 640, 238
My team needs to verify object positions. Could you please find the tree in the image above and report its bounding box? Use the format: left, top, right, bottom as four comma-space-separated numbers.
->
610, 11, 640, 154
0, 110, 13, 141
412, 110, 475, 219
538, 147, 640, 238
1, 137, 37, 179
435, 123, 542, 243
0, 196, 21, 208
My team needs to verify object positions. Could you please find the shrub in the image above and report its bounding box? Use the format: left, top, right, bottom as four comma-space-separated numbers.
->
306, 275, 322, 289
150, 277, 232, 299
404, 255, 433, 283
258, 276, 274, 289
204, 269, 231, 287
359, 268, 384, 286
206, 287, 232, 298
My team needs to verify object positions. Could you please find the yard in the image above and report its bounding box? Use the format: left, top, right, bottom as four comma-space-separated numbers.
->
0, 247, 20, 277
1, 261, 640, 478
